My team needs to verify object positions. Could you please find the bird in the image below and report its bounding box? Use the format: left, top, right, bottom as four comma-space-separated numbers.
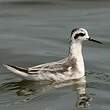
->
3, 28, 102, 82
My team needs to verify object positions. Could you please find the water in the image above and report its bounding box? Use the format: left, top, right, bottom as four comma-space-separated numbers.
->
0, 0, 110, 110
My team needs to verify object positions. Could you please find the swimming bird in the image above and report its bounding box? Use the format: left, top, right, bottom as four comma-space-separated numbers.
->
3, 28, 102, 82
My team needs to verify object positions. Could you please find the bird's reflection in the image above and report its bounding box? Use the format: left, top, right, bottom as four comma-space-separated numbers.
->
0, 76, 92, 108
73, 76, 92, 108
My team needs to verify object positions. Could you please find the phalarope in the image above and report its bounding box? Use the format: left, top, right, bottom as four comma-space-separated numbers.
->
3, 28, 102, 82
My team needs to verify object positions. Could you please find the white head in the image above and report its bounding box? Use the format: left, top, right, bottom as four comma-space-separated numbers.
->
70, 28, 102, 44
71, 28, 89, 42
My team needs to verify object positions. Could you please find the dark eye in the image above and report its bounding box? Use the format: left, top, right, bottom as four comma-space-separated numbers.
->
74, 33, 85, 39
78, 33, 85, 36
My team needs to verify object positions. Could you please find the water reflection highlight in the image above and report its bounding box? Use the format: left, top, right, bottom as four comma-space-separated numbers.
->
0, 76, 92, 108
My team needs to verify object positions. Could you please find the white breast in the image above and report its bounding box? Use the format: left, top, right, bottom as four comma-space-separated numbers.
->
69, 42, 85, 79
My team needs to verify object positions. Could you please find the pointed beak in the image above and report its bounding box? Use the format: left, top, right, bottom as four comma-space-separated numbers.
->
88, 38, 103, 44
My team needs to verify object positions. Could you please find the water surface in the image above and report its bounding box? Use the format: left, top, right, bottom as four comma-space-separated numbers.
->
0, 0, 110, 110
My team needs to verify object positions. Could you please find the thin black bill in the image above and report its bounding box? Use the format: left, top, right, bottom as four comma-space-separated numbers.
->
88, 38, 103, 44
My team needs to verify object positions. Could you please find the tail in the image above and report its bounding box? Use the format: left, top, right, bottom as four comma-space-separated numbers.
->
3, 64, 29, 78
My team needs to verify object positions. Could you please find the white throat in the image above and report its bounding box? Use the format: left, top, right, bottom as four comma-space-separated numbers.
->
69, 40, 85, 76
70, 41, 82, 58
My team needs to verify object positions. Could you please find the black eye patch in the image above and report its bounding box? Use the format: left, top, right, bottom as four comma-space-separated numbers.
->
74, 33, 85, 39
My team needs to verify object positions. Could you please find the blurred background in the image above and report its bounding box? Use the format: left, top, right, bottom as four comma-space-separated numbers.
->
0, 0, 110, 110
